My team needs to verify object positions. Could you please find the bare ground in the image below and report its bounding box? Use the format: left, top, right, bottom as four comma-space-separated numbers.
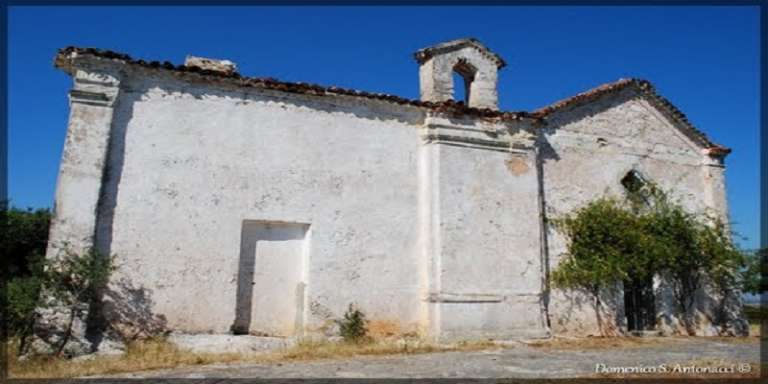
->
99, 336, 760, 379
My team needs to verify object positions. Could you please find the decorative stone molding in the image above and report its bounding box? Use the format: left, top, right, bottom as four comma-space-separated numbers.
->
70, 68, 121, 107
420, 115, 536, 153
426, 291, 541, 303
46, 65, 123, 256
427, 292, 504, 303
700, 148, 726, 168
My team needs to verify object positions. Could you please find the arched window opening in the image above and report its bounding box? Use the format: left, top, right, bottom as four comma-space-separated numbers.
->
452, 59, 477, 105
621, 169, 655, 207
452, 71, 468, 104
621, 170, 647, 193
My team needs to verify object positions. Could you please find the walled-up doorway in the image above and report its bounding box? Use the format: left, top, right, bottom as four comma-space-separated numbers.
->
232, 221, 309, 337
624, 276, 656, 332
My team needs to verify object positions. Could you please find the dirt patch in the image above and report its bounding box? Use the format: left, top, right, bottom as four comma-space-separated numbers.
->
525, 336, 679, 350
38, 336, 758, 379
367, 320, 417, 339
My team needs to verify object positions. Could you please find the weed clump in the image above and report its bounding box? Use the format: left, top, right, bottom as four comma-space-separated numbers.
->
336, 303, 369, 343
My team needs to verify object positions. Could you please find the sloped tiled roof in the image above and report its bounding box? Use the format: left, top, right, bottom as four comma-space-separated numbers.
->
55, 46, 528, 122
54, 47, 727, 154
531, 78, 729, 154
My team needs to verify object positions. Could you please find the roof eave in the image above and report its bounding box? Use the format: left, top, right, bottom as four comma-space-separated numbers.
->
54, 46, 531, 123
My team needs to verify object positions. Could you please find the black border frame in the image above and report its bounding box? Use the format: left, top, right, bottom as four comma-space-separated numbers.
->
0, 1, 764, 382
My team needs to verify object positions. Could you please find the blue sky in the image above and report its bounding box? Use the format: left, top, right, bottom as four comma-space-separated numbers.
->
8, 6, 761, 249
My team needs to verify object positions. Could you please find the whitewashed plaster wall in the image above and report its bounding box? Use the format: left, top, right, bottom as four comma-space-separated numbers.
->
47, 56, 742, 346
50, 57, 554, 344
419, 116, 549, 340
418, 46, 500, 109
540, 87, 732, 336
97, 68, 428, 336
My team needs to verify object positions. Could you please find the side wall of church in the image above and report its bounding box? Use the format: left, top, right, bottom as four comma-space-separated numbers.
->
93, 67, 430, 336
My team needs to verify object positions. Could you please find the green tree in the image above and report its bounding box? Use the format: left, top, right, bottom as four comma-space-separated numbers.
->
740, 248, 764, 296
6, 275, 46, 354
0, 204, 52, 353
641, 200, 705, 332
0, 204, 52, 276
550, 198, 646, 335
1, 203, 116, 356
46, 247, 115, 356
640, 194, 746, 334
551, 188, 749, 336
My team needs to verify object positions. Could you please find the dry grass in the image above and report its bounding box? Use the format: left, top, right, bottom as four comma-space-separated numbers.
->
744, 304, 764, 338
276, 338, 496, 361
745, 307, 763, 338
708, 335, 762, 344
525, 335, 677, 350
9, 339, 243, 379
527, 334, 760, 351
8, 337, 500, 379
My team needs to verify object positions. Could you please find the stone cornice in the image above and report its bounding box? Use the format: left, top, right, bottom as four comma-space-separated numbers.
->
701, 150, 726, 168
421, 116, 536, 153
426, 291, 541, 303
69, 68, 121, 107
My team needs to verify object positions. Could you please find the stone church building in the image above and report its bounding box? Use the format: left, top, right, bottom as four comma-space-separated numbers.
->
47, 38, 743, 349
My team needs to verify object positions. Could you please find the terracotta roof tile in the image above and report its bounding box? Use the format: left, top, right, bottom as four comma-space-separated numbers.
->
54, 47, 727, 155
55, 46, 529, 122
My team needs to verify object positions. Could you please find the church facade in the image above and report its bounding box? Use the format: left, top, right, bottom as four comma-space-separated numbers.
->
46, 39, 743, 348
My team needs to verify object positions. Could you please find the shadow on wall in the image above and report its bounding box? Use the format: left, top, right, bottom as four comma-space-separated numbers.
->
85, 88, 139, 350
232, 221, 309, 336
94, 85, 136, 265
552, 288, 588, 334
654, 274, 684, 335
552, 275, 749, 337
101, 278, 169, 341
537, 135, 561, 164
597, 286, 623, 336
654, 273, 749, 336
551, 286, 625, 337
696, 279, 750, 336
